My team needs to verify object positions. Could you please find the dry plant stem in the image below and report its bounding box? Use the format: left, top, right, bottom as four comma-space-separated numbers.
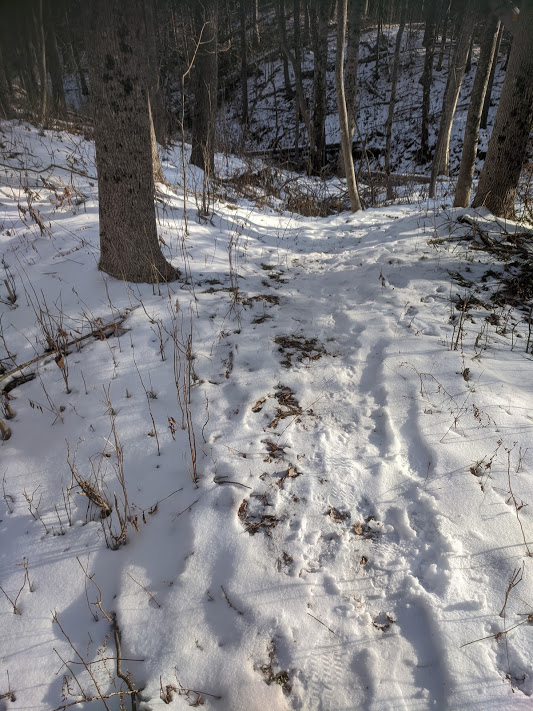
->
132, 355, 160, 456
126, 572, 161, 608
76, 556, 113, 623
112, 616, 138, 711
460, 616, 533, 648
500, 564, 524, 617
52, 690, 138, 710
505, 448, 531, 557
172, 498, 199, 521
220, 585, 244, 615
2, 469, 14, 513
53, 612, 112, 711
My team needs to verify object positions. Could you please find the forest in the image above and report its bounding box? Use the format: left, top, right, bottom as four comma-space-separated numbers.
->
1, 1, 533, 710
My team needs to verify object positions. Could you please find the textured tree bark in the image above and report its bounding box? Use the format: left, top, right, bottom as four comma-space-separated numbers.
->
335, 0, 362, 211
384, 0, 406, 200
454, 14, 500, 208
429, 0, 476, 197
310, 0, 329, 174
472, 0, 533, 218
240, 0, 248, 125
190, 0, 218, 175
419, 0, 438, 163
480, 21, 503, 130
86, 0, 177, 283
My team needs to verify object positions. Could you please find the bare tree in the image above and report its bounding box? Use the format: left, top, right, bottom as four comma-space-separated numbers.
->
429, 0, 477, 197
86, 0, 177, 283
472, 0, 533, 218
309, 0, 330, 174
190, 0, 218, 175
454, 13, 500, 207
418, 0, 438, 162
240, 0, 248, 125
480, 21, 503, 130
384, 0, 406, 199
337, 0, 365, 177
335, 0, 362, 211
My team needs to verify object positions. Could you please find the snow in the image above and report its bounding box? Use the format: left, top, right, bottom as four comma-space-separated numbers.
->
1, 118, 533, 711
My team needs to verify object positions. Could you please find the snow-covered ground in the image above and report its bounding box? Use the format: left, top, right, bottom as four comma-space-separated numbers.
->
1, 121, 533, 711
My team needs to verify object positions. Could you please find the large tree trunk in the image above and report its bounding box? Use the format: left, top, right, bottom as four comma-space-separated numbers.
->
418, 0, 438, 163
480, 21, 503, 130
384, 0, 406, 200
190, 0, 218, 176
454, 14, 500, 208
429, 0, 476, 197
86, 0, 177, 283
335, 0, 361, 212
310, 0, 329, 174
472, 0, 533, 218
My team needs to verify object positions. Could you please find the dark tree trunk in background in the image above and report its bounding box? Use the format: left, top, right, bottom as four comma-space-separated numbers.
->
310, 0, 329, 174
240, 0, 248, 125
480, 21, 503, 130
454, 14, 500, 208
44, 4, 66, 117
190, 0, 218, 176
335, 0, 361, 211
86, 0, 177, 283
472, 0, 533, 218
384, 0, 406, 199
0, 45, 13, 119
429, 0, 476, 197
277, 0, 293, 98
252, 0, 260, 47
419, 0, 438, 162
436, 0, 451, 71
34, 0, 47, 122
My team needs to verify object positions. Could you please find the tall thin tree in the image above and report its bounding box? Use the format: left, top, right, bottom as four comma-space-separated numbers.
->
454, 13, 500, 208
335, 0, 362, 211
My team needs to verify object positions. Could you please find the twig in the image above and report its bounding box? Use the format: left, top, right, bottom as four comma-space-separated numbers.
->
172, 498, 199, 521
500, 564, 524, 618
307, 612, 338, 636
220, 585, 244, 615
126, 572, 161, 608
